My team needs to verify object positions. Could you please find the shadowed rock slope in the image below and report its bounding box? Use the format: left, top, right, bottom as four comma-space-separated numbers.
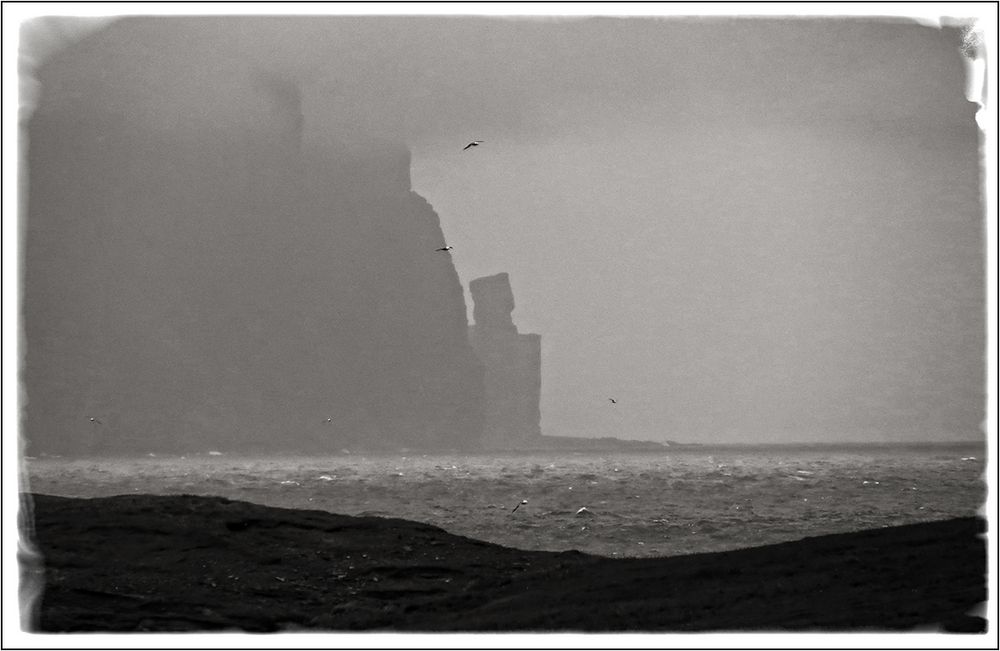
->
23, 493, 986, 632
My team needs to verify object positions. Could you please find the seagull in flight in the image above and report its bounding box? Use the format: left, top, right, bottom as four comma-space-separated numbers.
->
89, 417, 102, 424
511, 499, 528, 513
436, 246, 454, 252
462, 140, 483, 151
608, 398, 617, 405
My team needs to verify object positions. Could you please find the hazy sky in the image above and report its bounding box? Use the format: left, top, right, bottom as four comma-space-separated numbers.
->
10, 7, 994, 444
402, 17, 985, 442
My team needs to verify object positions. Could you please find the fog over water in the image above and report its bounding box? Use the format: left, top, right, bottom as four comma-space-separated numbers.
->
16, 11, 987, 447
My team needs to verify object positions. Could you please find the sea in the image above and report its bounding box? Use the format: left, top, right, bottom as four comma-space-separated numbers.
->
22, 443, 986, 559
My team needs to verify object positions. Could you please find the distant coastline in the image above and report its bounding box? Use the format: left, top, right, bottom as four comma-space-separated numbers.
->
23, 437, 984, 460
487, 436, 985, 455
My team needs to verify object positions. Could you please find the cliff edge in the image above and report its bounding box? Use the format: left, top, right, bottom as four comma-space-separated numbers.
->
21, 19, 485, 453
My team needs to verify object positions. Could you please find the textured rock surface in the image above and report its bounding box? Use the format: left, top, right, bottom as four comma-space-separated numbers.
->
468, 273, 541, 446
21, 19, 485, 454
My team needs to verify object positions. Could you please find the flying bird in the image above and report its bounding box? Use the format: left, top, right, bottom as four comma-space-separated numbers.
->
89, 417, 102, 424
608, 398, 617, 405
462, 140, 483, 150
436, 246, 454, 252
323, 417, 333, 424
511, 499, 528, 513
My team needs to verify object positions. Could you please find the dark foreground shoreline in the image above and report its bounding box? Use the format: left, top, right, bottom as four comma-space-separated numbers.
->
22, 493, 986, 632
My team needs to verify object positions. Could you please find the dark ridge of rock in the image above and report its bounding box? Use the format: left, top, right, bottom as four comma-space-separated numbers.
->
21, 21, 485, 454
468, 273, 541, 446
23, 493, 987, 632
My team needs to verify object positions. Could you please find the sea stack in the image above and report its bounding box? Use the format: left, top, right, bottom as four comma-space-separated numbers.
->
468, 273, 542, 448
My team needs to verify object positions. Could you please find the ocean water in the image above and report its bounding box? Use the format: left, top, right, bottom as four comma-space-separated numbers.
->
22, 444, 986, 558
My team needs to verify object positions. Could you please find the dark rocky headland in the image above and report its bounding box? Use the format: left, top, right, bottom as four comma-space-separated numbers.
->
21, 16, 666, 456
22, 493, 986, 632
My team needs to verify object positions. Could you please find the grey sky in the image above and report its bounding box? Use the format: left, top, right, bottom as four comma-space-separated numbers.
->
13, 10, 990, 444
404, 17, 984, 442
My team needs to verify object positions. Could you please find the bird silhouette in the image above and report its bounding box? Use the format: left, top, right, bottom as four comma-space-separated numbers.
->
462, 140, 483, 150
89, 417, 102, 424
511, 499, 528, 513
323, 417, 333, 424
436, 246, 454, 252
608, 398, 617, 405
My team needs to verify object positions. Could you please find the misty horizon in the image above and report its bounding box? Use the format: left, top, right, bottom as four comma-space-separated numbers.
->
16, 13, 989, 452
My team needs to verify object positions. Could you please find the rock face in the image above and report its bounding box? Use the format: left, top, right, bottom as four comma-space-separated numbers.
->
21, 19, 485, 454
472, 274, 517, 333
468, 274, 541, 447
